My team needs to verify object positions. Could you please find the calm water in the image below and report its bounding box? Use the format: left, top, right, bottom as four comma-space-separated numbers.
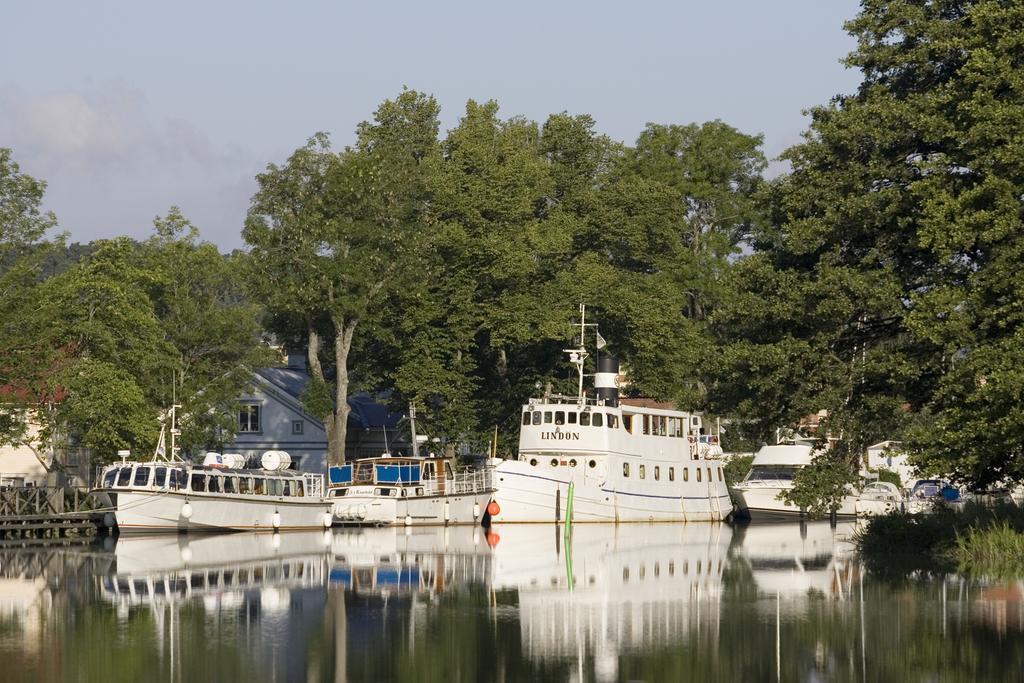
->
1, 521, 1021, 682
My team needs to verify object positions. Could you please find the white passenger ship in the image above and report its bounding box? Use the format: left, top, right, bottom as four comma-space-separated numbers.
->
492, 306, 732, 523
95, 406, 333, 533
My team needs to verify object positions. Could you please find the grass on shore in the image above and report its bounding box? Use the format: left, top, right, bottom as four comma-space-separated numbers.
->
855, 501, 1024, 578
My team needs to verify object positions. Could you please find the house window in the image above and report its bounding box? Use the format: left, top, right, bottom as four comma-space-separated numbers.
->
239, 404, 261, 433
292, 420, 304, 435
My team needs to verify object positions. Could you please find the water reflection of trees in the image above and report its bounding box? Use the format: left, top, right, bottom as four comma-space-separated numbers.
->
1, 525, 1023, 682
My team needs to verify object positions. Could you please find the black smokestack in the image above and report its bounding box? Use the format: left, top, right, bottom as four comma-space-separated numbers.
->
594, 356, 619, 407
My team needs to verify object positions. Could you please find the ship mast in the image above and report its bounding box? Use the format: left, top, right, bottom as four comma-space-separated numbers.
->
564, 303, 589, 402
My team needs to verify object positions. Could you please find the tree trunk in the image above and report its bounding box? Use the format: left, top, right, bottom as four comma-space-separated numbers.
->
307, 326, 338, 461
329, 319, 357, 466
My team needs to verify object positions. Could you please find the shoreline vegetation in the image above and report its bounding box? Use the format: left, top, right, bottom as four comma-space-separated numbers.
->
854, 501, 1024, 579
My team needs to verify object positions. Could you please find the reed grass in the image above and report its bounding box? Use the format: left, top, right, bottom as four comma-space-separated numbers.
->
855, 501, 1024, 577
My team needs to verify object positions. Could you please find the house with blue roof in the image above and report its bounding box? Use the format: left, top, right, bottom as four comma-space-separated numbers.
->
221, 356, 409, 473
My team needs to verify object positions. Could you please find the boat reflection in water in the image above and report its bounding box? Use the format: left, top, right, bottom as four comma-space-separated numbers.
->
730, 519, 859, 602
490, 523, 730, 679
3, 520, 1024, 682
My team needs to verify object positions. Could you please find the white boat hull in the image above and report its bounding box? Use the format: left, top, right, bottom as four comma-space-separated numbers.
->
331, 489, 494, 526
732, 485, 858, 518
113, 490, 333, 533
492, 459, 732, 523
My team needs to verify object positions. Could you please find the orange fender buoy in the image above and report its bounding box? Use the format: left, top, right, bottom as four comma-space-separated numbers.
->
487, 500, 500, 516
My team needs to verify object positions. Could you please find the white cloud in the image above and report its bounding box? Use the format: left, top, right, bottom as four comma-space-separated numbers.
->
0, 82, 259, 248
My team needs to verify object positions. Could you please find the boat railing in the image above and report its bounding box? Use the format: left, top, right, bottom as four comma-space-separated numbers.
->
419, 468, 494, 496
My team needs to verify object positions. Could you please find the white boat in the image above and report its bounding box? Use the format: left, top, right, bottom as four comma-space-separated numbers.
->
326, 455, 495, 526
855, 481, 903, 516
491, 305, 732, 523
94, 406, 333, 533
731, 441, 859, 519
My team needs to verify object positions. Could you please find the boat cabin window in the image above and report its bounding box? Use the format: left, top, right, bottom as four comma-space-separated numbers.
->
593, 413, 604, 427
639, 465, 646, 479
707, 467, 712, 482
623, 462, 630, 477
746, 466, 799, 482
544, 411, 552, 424
609, 415, 618, 428
169, 469, 182, 489
268, 479, 284, 496
445, 462, 455, 480
190, 473, 206, 492
295, 481, 304, 497
154, 467, 167, 488
555, 411, 565, 425
522, 411, 531, 426
133, 467, 151, 487
654, 466, 660, 481
623, 415, 632, 432
717, 467, 723, 482
532, 412, 542, 425
254, 478, 266, 495
691, 416, 700, 428
238, 477, 251, 494
669, 467, 675, 482
696, 468, 702, 482
683, 468, 689, 482
567, 412, 577, 424
208, 476, 221, 493
658, 416, 667, 436
223, 476, 235, 494
102, 469, 117, 488
580, 412, 591, 426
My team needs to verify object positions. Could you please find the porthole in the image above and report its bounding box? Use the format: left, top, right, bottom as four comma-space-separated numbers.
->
550, 458, 558, 468
569, 459, 577, 467
529, 459, 537, 467
588, 460, 597, 469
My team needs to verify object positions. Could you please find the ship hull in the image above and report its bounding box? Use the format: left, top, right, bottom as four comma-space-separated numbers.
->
331, 489, 495, 526
492, 459, 732, 523
731, 485, 858, 519
113, 490, 333, 533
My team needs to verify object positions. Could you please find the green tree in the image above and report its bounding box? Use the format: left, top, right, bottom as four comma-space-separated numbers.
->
711, 0, 1024, 493
245, 90, 440, 465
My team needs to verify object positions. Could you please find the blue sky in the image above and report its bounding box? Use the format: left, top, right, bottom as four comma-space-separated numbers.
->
1, 1, 862, 249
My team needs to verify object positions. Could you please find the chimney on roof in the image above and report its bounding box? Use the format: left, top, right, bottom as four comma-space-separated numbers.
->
286, 354, 308, 371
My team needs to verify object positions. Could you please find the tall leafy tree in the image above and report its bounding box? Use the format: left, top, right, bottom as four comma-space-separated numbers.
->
245, 90, 440, 465
711, 0, 1024, 491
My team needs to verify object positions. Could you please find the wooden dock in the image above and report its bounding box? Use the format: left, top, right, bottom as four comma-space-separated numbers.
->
0, 487, 112, 544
